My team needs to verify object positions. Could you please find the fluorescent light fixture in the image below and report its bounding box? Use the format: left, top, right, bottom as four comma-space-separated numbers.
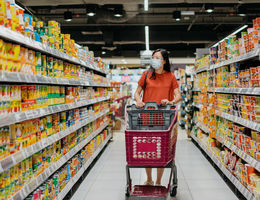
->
86, 5, 97, 17
212, 25, 248, 47
173, 11, 181, 21
81, 31, 102, 35
238, 6, 247, 17
205, 4, 214, 13
145, 26, 150, 51
114, 8, 123, 17
64, 11, 72, 21
181, 11, 195, 16
87, 12, 95, 17
102, 51, 106, 55
144, 0, 149, 11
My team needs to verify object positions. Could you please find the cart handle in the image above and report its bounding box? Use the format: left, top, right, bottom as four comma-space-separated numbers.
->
127, 102, 175, 110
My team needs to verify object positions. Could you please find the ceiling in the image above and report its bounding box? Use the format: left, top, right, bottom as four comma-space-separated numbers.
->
16, 0, 260, 59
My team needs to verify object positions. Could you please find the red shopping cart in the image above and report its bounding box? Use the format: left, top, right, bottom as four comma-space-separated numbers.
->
125, 102, 178, 199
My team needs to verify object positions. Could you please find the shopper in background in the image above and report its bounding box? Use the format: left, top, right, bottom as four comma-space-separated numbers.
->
134, 49, 181, 186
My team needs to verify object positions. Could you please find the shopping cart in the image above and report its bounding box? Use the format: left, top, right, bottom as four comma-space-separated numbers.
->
125, 102, 178, 199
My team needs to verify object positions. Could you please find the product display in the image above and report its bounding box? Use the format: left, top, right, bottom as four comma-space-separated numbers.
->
24, 128, 110, 200
179, 70, 194, 136
0, 84, 108, 115
0, 112, 109, 199
191, 17, 260, 200
210, 18, 259, 65
0, 1, 112, 199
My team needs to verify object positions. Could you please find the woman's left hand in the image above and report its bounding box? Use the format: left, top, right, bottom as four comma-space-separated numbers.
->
161, 99, 170, 105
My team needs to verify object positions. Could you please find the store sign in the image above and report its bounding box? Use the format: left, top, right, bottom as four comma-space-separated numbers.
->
140, 50, 153, 66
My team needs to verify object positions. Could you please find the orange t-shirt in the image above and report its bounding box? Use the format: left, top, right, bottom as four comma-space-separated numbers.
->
138, 71, 179, 104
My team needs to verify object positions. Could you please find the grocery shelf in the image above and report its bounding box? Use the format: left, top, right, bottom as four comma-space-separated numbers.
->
0, 71, 111, 87
0, 26, 108, 75
215, 135, 260, 172
209, 48, 260, 70
0, 109, 110, 173
213, 87, 260, 95
193, 88, 201, 92
196, 121, 209, 133
54, 134, 111, 200
191, 133, 255, 200
215, 110, 260, 132
0, 96, 110, 128
10, 121, 109, 200
193, 102, 203, 109
195, 66, 209, 73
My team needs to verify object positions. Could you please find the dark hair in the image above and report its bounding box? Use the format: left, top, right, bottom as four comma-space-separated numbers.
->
150, 49, 171, 79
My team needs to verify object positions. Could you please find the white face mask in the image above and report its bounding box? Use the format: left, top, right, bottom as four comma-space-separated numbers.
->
151, 59, 161, 69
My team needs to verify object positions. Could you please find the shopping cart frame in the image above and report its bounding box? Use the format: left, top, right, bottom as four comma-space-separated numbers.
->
124, 102, 178, 199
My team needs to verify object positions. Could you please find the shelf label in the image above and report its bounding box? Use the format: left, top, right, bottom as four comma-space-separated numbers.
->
1, 157, 14, 170
25, 109, 40, 120
13, 192, 22, 200
5, 72, 19, 82
52, 106, 60, 113
14, 152, 24, 163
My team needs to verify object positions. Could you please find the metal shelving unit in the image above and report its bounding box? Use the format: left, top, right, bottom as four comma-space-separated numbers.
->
0, 109, 109, 173
0, 96, 110, 128
191, 133, 255, 200
10, 122, 109, 200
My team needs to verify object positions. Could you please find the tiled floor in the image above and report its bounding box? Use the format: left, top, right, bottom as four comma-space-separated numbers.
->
71, 128, 238, 200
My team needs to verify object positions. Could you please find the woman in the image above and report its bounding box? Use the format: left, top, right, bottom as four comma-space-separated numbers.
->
134, 49, 181, 186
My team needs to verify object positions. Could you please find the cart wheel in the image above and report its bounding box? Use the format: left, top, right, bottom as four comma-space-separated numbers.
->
125, 186, 130, 197
170, 186, 177, 197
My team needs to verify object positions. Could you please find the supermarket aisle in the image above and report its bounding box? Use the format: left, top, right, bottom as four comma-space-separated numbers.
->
71, 128, 238, 200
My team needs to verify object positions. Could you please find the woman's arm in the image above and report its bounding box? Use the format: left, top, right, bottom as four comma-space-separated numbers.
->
170, 88, 182, 104
134, 85, 145, 108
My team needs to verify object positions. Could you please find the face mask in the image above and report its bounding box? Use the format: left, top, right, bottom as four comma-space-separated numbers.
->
151, 59, 161, 69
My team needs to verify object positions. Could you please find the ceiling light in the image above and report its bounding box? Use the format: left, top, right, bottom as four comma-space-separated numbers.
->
145, 26, 150, 51
87, 12, 95, 17
86, 5, 97, 17
205, 4, 214, 13
212, 25, 248, 47
144, 0, 149, 11
81, 31, 103, 35
102, 51, 106, 55
181, 11, 195, 16
173, 11, 181, 21
238, 6, 247, 16
64, 11, 72, 21
114, 8, 123, 17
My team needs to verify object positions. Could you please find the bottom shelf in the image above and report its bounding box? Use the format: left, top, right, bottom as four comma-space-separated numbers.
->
55, 134, 112, 200
190, 133, 255, 200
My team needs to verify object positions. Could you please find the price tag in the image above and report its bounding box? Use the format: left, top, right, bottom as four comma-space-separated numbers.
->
1, 157, 14, 170
28, 179, 37, 192
25, 110, 36, 120
5, 72, 19, 82
13, 192, 22, 200
53, 106, 60, 114
14, 151, 24, 164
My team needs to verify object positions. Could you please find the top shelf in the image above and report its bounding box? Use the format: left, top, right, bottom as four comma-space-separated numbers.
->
209, 48, 260, 70
0, 26, 108, 76
195, 66, 209, 74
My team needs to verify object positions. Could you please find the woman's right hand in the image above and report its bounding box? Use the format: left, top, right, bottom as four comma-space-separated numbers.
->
136, 101, 145, 108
